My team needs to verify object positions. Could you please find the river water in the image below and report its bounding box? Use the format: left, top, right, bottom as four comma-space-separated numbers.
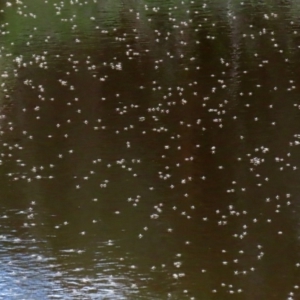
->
1, 0, 300, 299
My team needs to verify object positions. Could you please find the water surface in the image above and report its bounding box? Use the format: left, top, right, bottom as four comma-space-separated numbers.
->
1, 0, 300, 299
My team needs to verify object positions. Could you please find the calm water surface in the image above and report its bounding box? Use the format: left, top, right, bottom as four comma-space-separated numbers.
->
1, 0, 300, 299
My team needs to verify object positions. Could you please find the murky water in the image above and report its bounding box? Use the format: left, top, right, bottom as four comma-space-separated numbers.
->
1, 0, 300, 299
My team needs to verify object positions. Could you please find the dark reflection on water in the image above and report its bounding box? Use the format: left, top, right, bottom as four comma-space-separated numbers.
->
1, 0, 300, 299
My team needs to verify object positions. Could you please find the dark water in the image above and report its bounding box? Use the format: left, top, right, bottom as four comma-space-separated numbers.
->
1, 0, 300, 299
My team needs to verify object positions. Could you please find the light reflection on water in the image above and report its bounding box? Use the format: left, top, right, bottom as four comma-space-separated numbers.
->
1, 0, 300, 299
0, 209, 138, 300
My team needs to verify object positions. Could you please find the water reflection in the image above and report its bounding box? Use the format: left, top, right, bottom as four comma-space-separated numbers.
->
0, 208, 141, 299
1, 0, 300, 299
